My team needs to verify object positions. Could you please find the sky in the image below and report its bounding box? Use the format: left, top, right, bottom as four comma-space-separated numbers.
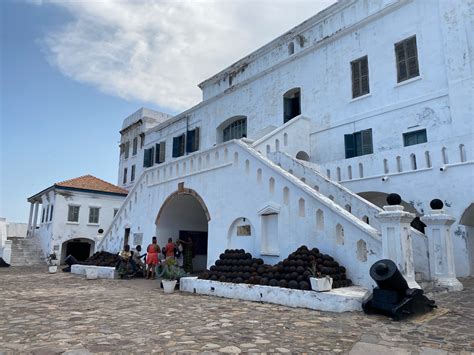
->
1, 0, 335, 223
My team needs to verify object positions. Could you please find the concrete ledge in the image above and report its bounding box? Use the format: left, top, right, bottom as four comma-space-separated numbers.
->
180, 277, 370, 312
71, 265, 117, 279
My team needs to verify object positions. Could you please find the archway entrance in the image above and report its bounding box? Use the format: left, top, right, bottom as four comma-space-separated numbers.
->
61, 238, 95, 264
460, 203, 474, 275
358, 191, 425, 233
156, 189, 210, 272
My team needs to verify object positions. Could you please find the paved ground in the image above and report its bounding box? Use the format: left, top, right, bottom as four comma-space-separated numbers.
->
0, 267, 473, 354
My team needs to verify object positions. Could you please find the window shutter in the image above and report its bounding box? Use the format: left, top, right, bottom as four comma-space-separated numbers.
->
186, 129, 194, 153
155, 143, 161, 164
172, 137, 179, 157
160, 142, 166, 163
179, 134, 185, 156
361, 129, 373, 155
193, 127, 200, 152
143, 148, 153, 167
344, 134, 356, 159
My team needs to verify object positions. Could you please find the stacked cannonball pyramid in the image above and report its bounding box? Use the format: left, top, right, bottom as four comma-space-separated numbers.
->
199, 246, 352, 290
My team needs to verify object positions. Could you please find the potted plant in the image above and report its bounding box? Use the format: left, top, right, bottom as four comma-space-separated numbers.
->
47, 252, 58, 274
160, 258, 186, 293
308, 262, 333, 292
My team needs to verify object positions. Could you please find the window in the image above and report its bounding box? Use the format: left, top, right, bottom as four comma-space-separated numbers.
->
395, 36, 419, 82
123, 167, 128, 184
68, 205, 80, 222
132, 137, 138, 156
283, 88, 301, 123
139, 133, 145, 148
288, 42, 294, 55
143, 146, 154, 167
45, 206, 49, 223
172, 134, 185, 158
344, 129, 373, 158
113, 208, 119, 217
89, 207, 100, 224
223, 118, 247, 142
50, 205, 53, 222
403, 129, 427, 146
41, 207, 45, 223
186, 127, 200, 153
155, 142, 166, 164
351, 56, 369, 98
131, 165, 136, 182
124, 141, 130, 159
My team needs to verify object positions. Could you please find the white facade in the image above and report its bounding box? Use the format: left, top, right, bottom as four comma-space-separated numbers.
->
99, 0, 473, 287
28, 180, 127, 263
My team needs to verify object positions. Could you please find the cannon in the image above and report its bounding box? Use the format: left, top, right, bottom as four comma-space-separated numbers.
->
362, 259, 436, 320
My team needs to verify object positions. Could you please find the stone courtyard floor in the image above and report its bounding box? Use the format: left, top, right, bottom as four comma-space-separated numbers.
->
0, 267, 473, 354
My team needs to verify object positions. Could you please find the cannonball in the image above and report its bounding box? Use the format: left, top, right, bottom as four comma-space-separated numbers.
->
288, 266, 296, 273
290, 272, 299, 280
311, 247, 320, 254
296, 275, 304, 282
218, 275, 226, 282
296, 266, 305, 274
299, 281, 310, 290
259, 278, 269, 286
430, 198, 444, 210
268, 279, 279, 287
234, 277, 243, 284
387, 193, 402, 205
256, 258, 264, 265
219, 253, 226, 260
279, 279, 288, 288
288, 280, 299, 289
209, 275, 218, 281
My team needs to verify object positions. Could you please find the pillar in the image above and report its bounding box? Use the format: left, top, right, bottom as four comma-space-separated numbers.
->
27, 202, 34, 234
31, 202, 40, 235
421, 199, 463, 291
376, 193, 420, 289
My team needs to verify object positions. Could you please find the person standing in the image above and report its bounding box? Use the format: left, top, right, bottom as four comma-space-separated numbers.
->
146, 237, 160, 279
175, 240, 184, 268
164, 238, 176, 260
180, 236, 193, 273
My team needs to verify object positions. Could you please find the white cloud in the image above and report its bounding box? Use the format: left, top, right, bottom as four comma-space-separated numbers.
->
39, 0, 336, 112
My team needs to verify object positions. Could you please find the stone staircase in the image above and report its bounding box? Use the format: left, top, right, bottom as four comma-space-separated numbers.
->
7, 237, 45, 266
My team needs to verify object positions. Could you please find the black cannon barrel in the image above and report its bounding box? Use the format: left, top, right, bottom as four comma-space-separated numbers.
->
369, 259, 408, 292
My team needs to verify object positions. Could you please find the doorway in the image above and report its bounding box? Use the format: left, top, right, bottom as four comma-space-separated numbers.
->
156, 189, 210, 272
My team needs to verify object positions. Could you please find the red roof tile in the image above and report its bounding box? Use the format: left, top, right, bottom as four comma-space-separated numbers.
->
55, 175, 128, 195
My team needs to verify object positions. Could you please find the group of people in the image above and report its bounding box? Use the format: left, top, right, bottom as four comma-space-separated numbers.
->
117, 236, 193, 279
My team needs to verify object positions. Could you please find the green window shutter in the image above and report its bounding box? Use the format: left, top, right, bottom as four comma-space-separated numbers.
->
344, 134, 356, 158
160, 142, 166, 163
155, 143, 161, 164
143, 148, 153, 167
186, 130, 194, 153
361, 129, 373, 155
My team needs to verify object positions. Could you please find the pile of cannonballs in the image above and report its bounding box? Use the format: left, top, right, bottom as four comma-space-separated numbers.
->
81, 251, 121, 267
199, 246, 352, 290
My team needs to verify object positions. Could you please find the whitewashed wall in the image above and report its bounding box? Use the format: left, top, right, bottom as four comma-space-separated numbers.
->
34, 189, 125, 261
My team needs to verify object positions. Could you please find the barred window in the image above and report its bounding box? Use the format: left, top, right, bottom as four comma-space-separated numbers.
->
223, 119, 247, 142
68, 205, 80, 222
89, 207, 100, 224
395, 36, 419, 82
351, 56, 369, 98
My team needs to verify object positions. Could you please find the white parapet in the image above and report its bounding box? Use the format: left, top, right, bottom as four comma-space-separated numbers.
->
180, 277, 370, 313
71, 264, 117, 279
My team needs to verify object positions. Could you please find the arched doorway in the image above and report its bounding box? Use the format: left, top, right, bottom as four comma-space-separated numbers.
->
357, 191, 425, 233
156, 189, 210, 272
61, 238, 95, 264
460, 203, 474, 275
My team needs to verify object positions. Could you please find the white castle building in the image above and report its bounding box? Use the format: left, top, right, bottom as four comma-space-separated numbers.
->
26, 175, 127, 264
97, 0, 473, 288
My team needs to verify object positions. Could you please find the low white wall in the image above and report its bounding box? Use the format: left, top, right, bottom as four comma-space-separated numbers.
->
180, 277, 369, 312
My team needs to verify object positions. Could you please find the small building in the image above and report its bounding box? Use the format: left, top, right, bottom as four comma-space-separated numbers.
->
27, 175, 127, 263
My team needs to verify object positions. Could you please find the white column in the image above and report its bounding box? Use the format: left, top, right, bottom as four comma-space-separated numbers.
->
31, 202, 40, 235
421, 206, 463, 291
27, 203, 34, 233
377, 204, 420, 289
